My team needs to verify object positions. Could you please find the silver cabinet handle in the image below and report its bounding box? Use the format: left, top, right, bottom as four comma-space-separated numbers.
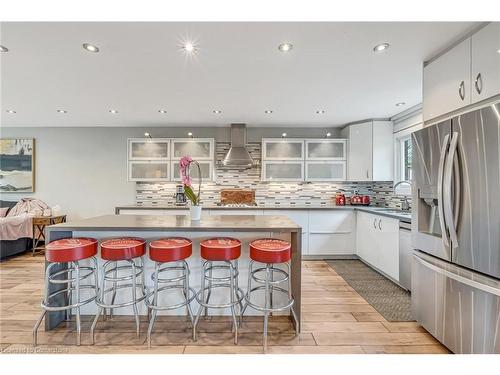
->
437, 134, 450, 248
458, 80, 465, 100
474, 73, 483, 95
366, 170, 369, 179
373, 218, 377, 229
443, 132, 460, 248
378, 218, 382, 230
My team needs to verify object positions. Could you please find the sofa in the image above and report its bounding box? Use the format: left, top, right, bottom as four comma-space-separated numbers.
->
0, 200, 32, 260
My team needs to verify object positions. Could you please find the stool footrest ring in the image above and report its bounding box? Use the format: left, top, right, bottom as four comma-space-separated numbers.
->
195, 285, 244, 309
145, 285, 196, 311
95, 283, 147, 309
244, 285, 294, 312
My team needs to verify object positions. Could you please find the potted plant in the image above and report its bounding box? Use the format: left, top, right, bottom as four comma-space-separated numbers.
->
179, 156, 202, 220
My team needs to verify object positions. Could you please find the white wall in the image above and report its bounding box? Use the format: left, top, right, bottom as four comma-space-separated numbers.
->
0, 126, 340, 219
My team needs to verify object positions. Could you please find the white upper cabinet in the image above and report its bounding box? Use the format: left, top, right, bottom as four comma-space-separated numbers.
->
262, 139, 304, 160
471, 23, 500, 104
262, 161, 304, 181
305, 139, 347, 160
423, 38, 471, 122
305, 161, 346, 181
341, 121, 393, 181
127, 138, 214, 182
128, 138, 170, 160
171, 138, 214, 160
423, 23, 500, 122
372, 121, 394, 181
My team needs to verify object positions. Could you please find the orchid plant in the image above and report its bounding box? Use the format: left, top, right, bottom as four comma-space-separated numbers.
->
179, 155, 202, 206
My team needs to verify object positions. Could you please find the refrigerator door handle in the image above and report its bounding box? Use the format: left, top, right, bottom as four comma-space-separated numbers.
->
437, 133, 450, 248
443, 132, 460, 248
414, 254, 500, 297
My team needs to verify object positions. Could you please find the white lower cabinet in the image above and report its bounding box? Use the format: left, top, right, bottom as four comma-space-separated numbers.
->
263, 210, 309, 254
308, 210, 356, 255
356, 211, 400, 281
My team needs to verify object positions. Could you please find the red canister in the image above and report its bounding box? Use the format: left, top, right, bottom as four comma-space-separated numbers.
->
362, 195, 371, 206
335, 193, 346, 206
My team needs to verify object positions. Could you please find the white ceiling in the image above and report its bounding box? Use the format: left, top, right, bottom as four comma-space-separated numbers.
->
0, 22, 478, 128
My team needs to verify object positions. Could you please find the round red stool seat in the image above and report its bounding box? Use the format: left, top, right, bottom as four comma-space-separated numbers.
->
149, 237, 192, 263
100, 237, 146, 261
46, 237, 98, 263
200, 237, 241, 261
249, 238, 291, 264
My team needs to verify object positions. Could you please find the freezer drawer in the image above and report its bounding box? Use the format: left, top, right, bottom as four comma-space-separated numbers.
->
411, 251, 500, 353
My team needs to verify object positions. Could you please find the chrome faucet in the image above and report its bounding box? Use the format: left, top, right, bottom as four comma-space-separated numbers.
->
393, 181, 412, 211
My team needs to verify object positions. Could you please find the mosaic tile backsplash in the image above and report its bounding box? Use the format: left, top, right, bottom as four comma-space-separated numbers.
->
136, 142, 411, 209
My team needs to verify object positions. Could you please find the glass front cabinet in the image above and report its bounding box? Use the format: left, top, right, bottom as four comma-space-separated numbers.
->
262, 139, 304, 160
262, 161, 304, 181
127, 138, 215, 182
305, 139, 346, 160
261, 138, 347, 182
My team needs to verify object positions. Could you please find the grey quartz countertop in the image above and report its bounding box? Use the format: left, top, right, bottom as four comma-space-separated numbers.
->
116, 204, 412, 223
47, 214, 301, 232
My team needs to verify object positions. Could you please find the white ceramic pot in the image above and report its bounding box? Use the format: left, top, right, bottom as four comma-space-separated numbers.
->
190, 205, 202, 221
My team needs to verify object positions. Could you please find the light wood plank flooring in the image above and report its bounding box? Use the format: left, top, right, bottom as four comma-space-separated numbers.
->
0, 254, 449, 354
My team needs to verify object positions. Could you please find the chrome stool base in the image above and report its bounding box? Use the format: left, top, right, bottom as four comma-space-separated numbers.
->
241, 260, 299, 352
192, 260, 244, 344
90, 258, 147, 344
145, 260, 196, 348
33, 257, 99, 346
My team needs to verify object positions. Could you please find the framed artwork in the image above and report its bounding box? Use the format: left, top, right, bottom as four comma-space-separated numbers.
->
0, 138, 35, 192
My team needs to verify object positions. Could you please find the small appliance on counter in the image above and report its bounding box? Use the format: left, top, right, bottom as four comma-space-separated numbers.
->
173, 184, 187, 205
349, 190, 371, 206
335, 192, 346, 206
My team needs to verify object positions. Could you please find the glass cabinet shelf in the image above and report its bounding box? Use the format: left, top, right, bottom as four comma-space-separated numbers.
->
305, 139, 347, 160
128, 138, 170, 160
128, 161, 170, 181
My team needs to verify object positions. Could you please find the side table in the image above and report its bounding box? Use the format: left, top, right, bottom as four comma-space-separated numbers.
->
32, 215, 67, 256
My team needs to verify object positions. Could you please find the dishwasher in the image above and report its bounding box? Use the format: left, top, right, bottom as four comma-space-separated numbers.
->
399, 221, 412, 291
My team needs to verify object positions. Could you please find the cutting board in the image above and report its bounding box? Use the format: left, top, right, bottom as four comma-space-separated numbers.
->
220, 189, 256, 204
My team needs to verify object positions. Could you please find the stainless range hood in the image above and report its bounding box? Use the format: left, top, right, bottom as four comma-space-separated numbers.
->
222, 123, 254, 167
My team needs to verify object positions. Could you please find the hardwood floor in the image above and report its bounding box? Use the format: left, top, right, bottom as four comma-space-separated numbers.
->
0, 253, 449, 354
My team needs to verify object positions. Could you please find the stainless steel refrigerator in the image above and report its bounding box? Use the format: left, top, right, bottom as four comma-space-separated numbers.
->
411, 101, 500, 354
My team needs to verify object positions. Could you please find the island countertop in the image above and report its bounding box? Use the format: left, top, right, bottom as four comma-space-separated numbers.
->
47, 214, 302, 232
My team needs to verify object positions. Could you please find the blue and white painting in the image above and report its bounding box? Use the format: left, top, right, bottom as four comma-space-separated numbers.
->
0, 139, 35, 192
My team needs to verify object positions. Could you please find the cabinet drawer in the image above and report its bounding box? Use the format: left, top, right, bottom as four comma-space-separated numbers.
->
308, 233, 355, 255
309, 210, 354, 233
263, 210, 309, 233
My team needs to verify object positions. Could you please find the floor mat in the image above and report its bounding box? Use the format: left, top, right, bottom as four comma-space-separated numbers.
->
326, 259, 413, 322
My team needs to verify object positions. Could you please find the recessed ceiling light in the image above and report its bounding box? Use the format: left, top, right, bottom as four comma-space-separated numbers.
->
281, 133, 287, 138
82, 43, 99, 53
316, 110, 326, 114
109, 109, 118, 114
56, 109, 67, 114
6, 110, 16, 114
395, 102, 406, 107
278, 43, 293, 52
264, 110, 273, 114
0, 45, 8, 52
183, 42, 197, 53
213, 110, 222, 114
373, 43, 390, 53
158, 109, 167, 114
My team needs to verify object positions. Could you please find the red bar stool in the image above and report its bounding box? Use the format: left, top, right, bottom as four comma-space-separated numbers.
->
241, 238, 299, 352
90, 237, 147, 344
193, 237, 244, 344
33, 238, 99, 345
145, 237, 196, 347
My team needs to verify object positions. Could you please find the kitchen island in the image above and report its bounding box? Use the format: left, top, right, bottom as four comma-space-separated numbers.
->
45, 214, 302, 332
